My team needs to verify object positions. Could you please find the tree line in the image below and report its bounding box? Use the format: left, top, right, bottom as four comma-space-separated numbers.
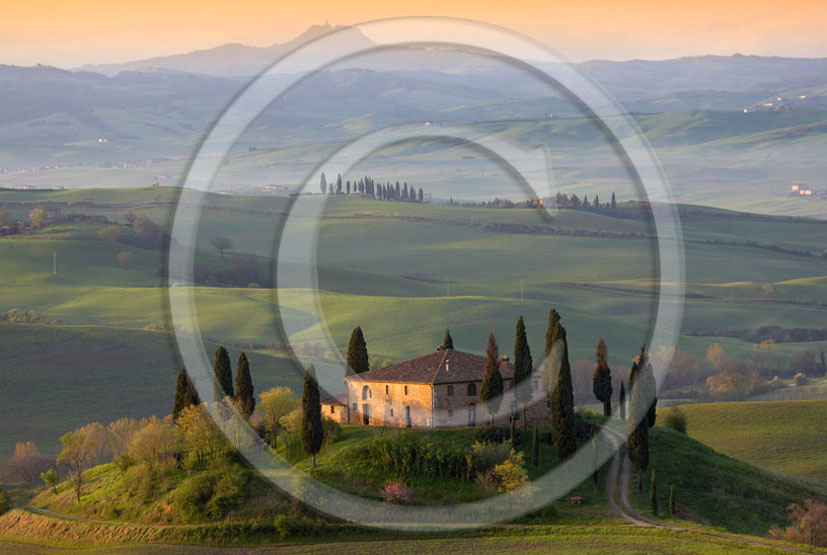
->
319, 172, 426, 203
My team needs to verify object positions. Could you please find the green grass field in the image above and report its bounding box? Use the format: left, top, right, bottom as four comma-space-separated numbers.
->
1, 188, 826, 463
659, 400, 827, 482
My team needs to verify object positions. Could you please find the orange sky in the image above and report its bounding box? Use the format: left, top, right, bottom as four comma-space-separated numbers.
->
3, 0, 827, 67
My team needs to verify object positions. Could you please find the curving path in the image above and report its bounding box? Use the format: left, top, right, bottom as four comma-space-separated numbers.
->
602, 426, 819, 553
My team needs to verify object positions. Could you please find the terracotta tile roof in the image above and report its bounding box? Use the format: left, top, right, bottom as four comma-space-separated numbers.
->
321, 391, 348, 405
345, 349, 514, 385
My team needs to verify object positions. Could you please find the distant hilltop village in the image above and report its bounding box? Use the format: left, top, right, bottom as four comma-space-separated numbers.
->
789, 183, 827, 199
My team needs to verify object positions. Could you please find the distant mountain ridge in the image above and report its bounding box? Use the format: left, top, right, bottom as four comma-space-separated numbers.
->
78, 23, 375, 77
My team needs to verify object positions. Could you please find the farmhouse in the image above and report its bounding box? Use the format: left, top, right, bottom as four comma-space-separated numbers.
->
321, 346, 549, 429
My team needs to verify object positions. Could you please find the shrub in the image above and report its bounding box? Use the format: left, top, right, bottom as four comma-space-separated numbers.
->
475, 469, 498, 494
794, 372, 808, 386
0, 487, 9, 514
471, 440, 511, 470
322, 418, 340, 448
381, 482, 412, 504
662, 406, 688, 434
174, 471, 216, 521
493, 450, 528, 493
122, 463, 154, 505
173, 461, 248, 521
769, 375, 784, 389
770, 499, 827, 547
474, 426, 510, 444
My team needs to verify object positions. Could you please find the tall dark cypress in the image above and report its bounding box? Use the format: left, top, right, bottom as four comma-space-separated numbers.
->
650, 468, 658, 516
443, 328, 454, 350
628, 345, 653, 474
301, 365, 324, 467
532, 423, 540, 468
346, 326, 369, 375
214, 346, 234, 400
513, 316, 533, 427
480, 330, 504, 425
173, 368, 199, 420
545, 309, 561, 357
549, 322, 576, 461
619, 380, 626, 420
611, 192, 617, 209
235, 352, 255, 418
592, 338, 613, 416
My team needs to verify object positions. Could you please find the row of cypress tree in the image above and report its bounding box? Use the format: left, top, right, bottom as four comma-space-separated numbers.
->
212, 346, 256, 418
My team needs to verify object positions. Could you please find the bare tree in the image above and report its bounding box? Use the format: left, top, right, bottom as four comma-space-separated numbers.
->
210, 235, 233, 257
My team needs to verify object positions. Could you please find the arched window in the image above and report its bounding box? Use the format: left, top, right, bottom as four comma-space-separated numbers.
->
467, 383, 476, 396
362, 385, 371, 400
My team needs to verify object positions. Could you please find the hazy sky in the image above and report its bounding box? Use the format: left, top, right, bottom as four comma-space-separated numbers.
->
3, 0, 827, 67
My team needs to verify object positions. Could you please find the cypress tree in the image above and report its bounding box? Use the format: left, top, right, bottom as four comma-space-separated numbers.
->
336, 173, 342, 193
669, 484, 676, 518
509, 417, 517, 448
418, 188, 424, 202
545, 309, 561, 357
480, 330, 504, 426
628, 345, 653, 474
173, 368, 199, 420
650, 468, 658, 516
611, 192, 617, 209
346, 326, 369, 374
513, 316, 533, 427
213, 346, 234, 400
301, 365, 324, 467
549, 323, 576, 461
592, 338, 613, 416
619, 380, 626, 420
319, 172, 327, 195
443, 328, 454, 350
235, 352, 255, 418
532, 424, 540, 468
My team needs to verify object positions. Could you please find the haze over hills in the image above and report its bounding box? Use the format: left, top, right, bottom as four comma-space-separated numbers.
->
2, 24, 827, 217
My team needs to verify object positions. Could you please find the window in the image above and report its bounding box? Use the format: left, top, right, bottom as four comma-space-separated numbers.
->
385, 385, 389, 395
330, 405, 335, 414
447, 385, 454, 396
352, 402, 357, 411
362, 385, 371, 400
404, 385, 409, 395
405, 406, 412, 428
467, 383, 476, 396
468, 404, 476, 426
390, 408, 394, 417
447, 409, 453, 418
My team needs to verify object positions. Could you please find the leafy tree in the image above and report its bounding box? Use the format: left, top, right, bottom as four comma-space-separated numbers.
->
669, 484, 676, 518
532, 424, 540, 468
592, 338, 613, 416
493, 449, 528, 493
619, 380, 626, 420
98, 225, 121, 242
650, 468, 658, 516
214, 346, 234, 400
2, 442, 52, 486
176, 404, 230, 462
259, 386, 298, 448
29, 207, 45, 228
628, 346, 653, 474
320, 172, 327, 194
549, 322, 576, 461
210, 235, 233, 257
346, 326, 369, 374
480, 330, 504, 425
41, 469, 59, 494
57, 423, 106, 501
302, 365, 324, 467
513, 316, 533, 426
235, 352, 255, 418
443, 328, 454, 350
173, 368, 200, 420
128, 419, 181, 473
117, 250, 134, 269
